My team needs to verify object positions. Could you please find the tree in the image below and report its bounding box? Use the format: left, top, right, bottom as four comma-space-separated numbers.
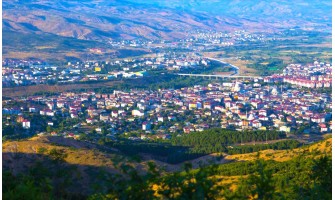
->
309, 156, 332, 199
46, 126, 52, 133
236, 158, 277, 200
48, 148, 68, 162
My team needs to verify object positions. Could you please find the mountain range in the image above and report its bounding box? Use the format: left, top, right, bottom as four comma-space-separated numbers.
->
3, 0, 332, 41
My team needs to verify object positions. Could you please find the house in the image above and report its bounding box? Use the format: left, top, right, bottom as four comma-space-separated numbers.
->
46, 110, 55, 117
142, 122, 151, 131
29, 107, 37, 113
70, 112, 78, 118
86, 118, 95, 124
203, 102, 213, 110
22, 119, 31, 129
47, 122, 54, 126
188, 102, 197, 110
111, 111, 118, 118
155, 134, 171, 140
251, 100, 264, 109
16, 114, 25, 123
157, 116, 164, 122
259, 109, 267, 116
66, 133, 77, 139
57, 101, 66, 108
132, 109, 145, 117
46, 102, 55, 110
269, 114, 277, 119
247, 113, 256, 121
40, 109, 47, 115
214, 106, 225, 112
279, 126, 291, 133
100, 113, 110, 122
224, 100, 232, 108
311, 114, 325, 123
251, 120, 262, 128
319, 124, 328, 132
183, 126, 195, 134
169, 126, 177, 133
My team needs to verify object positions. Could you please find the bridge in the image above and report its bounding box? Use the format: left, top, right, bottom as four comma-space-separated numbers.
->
177, 73, 263, 79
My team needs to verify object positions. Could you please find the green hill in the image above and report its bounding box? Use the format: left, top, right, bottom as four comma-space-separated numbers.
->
3, 136, 331, 199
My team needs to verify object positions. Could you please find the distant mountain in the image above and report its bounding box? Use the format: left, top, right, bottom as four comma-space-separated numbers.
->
134, 0, 331, 23
3, 0, 331, 42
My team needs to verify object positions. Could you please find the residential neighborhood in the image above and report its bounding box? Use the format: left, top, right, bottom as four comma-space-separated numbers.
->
2, 52, 211, 86
3, 61, 332, 141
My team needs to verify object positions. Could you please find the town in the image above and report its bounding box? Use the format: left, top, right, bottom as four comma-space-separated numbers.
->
2, 52, 211, 87
108, 29, 272, 49
3, 60, 332, 143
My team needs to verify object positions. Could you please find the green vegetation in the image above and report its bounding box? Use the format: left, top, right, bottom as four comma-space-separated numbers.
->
2, 135, 331, 199
101, 155, 331, 199
3, 171, 54, 200
48, 148, 68, 162
3, 154, 331, 199
227, 140, 301, 155
170, 129, 286, 154
106, 129, 290, 164
78, 75, 212, 93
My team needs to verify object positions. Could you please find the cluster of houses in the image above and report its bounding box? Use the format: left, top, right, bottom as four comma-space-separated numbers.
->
264, 62, 332, 88
107, 29, 272, 49
2, 65, 57, 86
186, 30, 269, 45
3, 69, 332, 139
2, 59, 87, 86
2, 53, 211, 86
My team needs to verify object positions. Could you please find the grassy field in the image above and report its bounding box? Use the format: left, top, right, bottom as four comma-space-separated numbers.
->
203, 51, 257, 75
226, 137, 332, 162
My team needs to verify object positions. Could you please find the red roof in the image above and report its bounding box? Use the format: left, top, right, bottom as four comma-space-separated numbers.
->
319, 124, 327, 128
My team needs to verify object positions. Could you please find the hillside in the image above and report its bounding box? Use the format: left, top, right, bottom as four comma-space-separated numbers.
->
3, 136, 143, 197
3, 135, 331, 198
3, 0, 331, 42
3, 0, 236, 41
2, 30, 151, 62
3, 136, 331, 173
226, 137, 332, 162
3, 0, 331, 62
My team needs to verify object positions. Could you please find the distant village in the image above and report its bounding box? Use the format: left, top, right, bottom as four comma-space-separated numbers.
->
108, 29, 272, 49
3, 60, 332, 141
2, 29, 279, 87
2, 52, 210, 87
